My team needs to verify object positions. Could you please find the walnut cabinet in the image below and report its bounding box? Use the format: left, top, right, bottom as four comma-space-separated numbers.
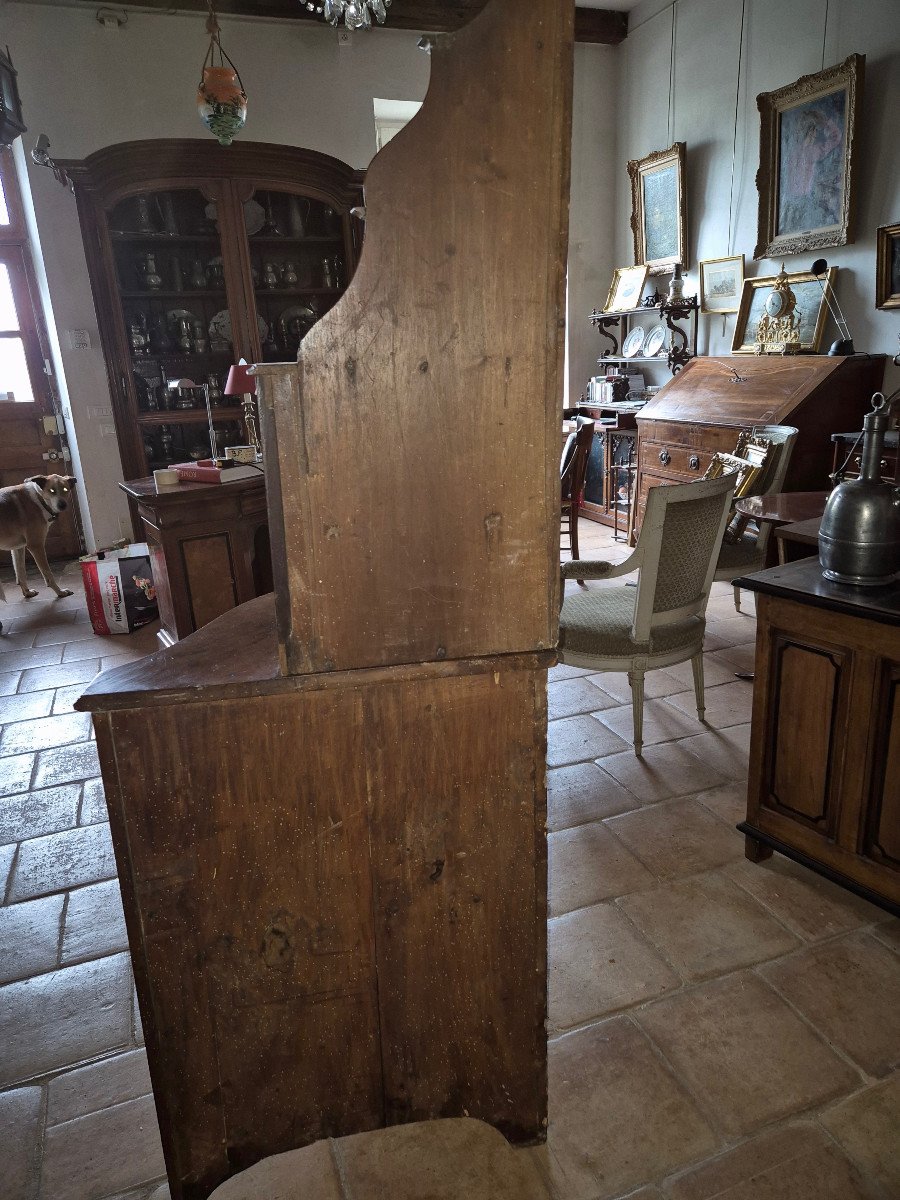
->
64, 141, 363, 487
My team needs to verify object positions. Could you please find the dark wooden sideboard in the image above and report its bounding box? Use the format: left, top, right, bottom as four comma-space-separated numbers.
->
737, 558, 900, 915
633, 355, 885, 537
120, 475, 272, 647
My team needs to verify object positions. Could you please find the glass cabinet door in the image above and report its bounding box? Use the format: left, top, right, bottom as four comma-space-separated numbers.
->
108, 186, 247, 473
240, 187, 349, 364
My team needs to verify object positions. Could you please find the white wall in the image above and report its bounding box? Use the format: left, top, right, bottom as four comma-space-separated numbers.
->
616, 0, 900, 395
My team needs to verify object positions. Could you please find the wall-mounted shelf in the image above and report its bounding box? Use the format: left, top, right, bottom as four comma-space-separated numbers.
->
590, 296, 699, 375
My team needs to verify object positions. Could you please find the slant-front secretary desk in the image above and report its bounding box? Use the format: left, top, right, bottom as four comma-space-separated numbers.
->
76, 2, 574, 1197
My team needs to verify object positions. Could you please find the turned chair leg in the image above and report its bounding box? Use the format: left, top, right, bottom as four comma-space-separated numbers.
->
628, 669, 645, 757
733, 584, 742, 613
691, 651, 706, 723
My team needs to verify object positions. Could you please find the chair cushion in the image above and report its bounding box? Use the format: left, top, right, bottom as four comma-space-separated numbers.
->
560, 586, 705, 660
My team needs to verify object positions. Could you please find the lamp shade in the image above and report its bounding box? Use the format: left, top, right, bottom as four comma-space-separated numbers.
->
224, 362, 256, 396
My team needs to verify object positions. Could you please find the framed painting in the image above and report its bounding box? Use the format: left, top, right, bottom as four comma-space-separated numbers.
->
627, 142, 687, 276
699, 255, 744, 315
732, 268, 835, 354
755, 54, 864, 260
876, 222, 900, 310
603, 264, 648, 313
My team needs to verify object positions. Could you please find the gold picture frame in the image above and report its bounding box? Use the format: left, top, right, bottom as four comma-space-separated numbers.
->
754, 54, 864, 260
876, 222, 900, 310
731, 268, 835, 354
627, 142, 688, 276
699, 255, 744, 315
703, 452, 764, 500
603, 264, 649, 313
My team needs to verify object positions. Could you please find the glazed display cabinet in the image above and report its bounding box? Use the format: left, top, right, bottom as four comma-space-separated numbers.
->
65, 141, 363, 485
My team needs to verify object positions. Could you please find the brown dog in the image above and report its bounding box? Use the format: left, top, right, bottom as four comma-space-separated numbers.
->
0, 474, 77, 610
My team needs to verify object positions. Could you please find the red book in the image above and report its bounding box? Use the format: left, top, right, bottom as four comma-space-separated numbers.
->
173, 460, 263, 484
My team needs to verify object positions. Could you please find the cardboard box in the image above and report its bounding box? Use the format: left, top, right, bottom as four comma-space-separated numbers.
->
80, 543, 158, 636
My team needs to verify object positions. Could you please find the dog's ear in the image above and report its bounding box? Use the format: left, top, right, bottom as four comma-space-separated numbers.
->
26, 475, 49, 489
64, 476, 77, 487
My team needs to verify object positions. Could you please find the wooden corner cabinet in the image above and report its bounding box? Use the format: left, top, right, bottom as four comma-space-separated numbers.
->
65, 140, 363, 491
737, 558, 900, 915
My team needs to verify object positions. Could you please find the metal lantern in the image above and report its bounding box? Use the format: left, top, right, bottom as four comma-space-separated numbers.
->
0, 46, 26, 147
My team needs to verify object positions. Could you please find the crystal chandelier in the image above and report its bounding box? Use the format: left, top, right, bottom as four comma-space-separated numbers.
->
299, 0, 392, 29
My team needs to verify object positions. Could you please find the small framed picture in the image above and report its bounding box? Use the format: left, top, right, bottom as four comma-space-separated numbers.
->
755, 54, 864, 259
876, 222, 900, 309
603, 264, 648, 313
732, 267, 835, 354
627, 143, 688, 275
699, 255, 744, 315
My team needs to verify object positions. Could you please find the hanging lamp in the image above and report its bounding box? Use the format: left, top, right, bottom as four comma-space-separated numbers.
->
299, 0, 392, 30
197, 2, 247, 146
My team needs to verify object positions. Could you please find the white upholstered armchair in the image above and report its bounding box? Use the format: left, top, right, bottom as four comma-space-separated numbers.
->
559, 473, 737, 756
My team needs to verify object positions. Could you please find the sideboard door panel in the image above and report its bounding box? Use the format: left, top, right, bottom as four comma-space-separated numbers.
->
864, 664, 900, 868
768, 640, 844, 829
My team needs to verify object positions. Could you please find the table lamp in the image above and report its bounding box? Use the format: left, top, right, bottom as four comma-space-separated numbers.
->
224, 360, 262, 459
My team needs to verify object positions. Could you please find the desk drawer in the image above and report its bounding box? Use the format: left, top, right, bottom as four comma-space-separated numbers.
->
642, 439, 711, 478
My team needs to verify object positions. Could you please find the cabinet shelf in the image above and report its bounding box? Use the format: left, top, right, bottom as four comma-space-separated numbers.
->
121, 290, 227, 300
254, 287, 342, 298
112, 232, 219, 244
137, 407, 243, 425
599, 355, 669, 364
249, 234, 343, 246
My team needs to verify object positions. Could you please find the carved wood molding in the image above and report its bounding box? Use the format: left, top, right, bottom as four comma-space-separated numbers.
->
82, 0, 628, 43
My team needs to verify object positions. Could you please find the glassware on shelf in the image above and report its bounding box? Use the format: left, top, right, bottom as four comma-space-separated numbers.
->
189, 259, 208, 290
193, 320, 208, 353
260, 193, 281, 236
157, 193, 179, 237
207, 373, 226, 405
176, 317, 193, 352
160, 424, 174, 461
150, 314, 173, 354
321, 255, 342, 289
129, 314, 149, 357
170, 255, 185, 292
281, 262, 299, 287
286, 195, 309, 239
141, 253, 163, 291
262, 261, 279, 289
135, 196, 156, 234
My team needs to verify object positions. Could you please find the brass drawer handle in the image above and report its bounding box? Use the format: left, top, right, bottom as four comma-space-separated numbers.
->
658, 449, 671, 466
689, 454, 700, 471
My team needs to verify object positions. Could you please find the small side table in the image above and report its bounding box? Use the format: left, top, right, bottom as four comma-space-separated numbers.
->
734, 491, 831, 565
119, 475, 273, 648
774, 516, 823, 564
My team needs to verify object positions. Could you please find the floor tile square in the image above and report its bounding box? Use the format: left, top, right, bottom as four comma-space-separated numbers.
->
79, 778, 108, 826
547, 714, 628, 768
723, 856, 886, 942
0, 841, 14, 898
548, 902, 678, 1032
32, 740, 100, 789
636, 972, 860, 1138
760, 932, 900, 1077
0, 891, 64, 984
0, 1086, 43, 1200
0, 953, 133, 1087
679, 724, 752, 779
0, 644, 64, 673
596, 742, 727, 805
548, 677, 619, 720
52, 682, 92, 715
18, 659, 102, 694
0, 784, 81, 845
663, 1121, 877, 1200
708, 642, 756, 675
543, 1017, 716, 1200
0, 669, 22, 696
665, 679, 753, 729
618, 870, 799, 982
693, 782, 747, 827
664, 655, 738, 690
596, 699, 707, 750
588, 669, 689, 706
546, 763, 638, 831
549, 822, 654, 916
47, 1048, 152, 1125
606, 798, 743, 881
41, 1093, 165, 1200
0, 711, 92, 756
0, 690, 54, 725
819, 1074, 900, 1198
61, 878, 129, 965
0, 752, 35, 798
548, 664, 593, 683
9, 822, 116, 902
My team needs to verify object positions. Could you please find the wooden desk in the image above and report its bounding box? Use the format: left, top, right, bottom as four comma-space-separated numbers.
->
737, 558, 900, 915
120, 475, 272, 649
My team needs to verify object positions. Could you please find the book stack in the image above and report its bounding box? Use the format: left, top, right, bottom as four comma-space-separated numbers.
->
172, 460, 264, 485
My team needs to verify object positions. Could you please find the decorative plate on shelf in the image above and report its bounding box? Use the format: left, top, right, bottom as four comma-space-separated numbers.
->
208, 309, 269, 349
645, 326, 666, 357
204, 199, 266, 236
622, 327, 646, 358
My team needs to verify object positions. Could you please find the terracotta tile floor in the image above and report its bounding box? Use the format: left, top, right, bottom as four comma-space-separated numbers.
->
1, 535, 899, 1200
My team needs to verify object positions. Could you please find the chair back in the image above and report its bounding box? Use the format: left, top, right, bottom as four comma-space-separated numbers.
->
631, 474, 737, 643
561, 418, 595, 503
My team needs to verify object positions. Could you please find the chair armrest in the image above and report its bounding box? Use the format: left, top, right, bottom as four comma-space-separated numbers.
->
561, 550, 641, 580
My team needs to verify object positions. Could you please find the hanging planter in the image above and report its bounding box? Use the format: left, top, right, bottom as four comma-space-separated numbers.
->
197, 5, 247, 146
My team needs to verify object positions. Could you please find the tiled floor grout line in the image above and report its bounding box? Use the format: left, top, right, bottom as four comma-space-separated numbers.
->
55, 892, 70, 969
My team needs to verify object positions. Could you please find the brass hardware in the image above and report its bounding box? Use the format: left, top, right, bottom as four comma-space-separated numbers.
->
689, 454, 700, 470
658, 449, 671, 466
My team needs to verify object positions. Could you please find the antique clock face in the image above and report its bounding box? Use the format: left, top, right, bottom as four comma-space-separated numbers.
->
765, 290, 786, 318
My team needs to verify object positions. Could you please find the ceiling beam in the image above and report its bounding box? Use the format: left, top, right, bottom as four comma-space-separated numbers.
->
92, 1, 628, 44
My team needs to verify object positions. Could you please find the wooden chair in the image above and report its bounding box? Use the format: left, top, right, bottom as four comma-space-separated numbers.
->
559, 473, 736, 755
561, 417, 595, 564
713, 424, 799, 612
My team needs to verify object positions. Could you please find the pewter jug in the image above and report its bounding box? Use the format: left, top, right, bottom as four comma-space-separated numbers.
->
818, 392, 900, 587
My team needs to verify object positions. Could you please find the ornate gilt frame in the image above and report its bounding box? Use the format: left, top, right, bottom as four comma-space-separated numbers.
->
876, 222, 900, 310
754, 54, 864, 260
627, 142, 687, 276
603, 264, 648, 313
732, 268, 835, 355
